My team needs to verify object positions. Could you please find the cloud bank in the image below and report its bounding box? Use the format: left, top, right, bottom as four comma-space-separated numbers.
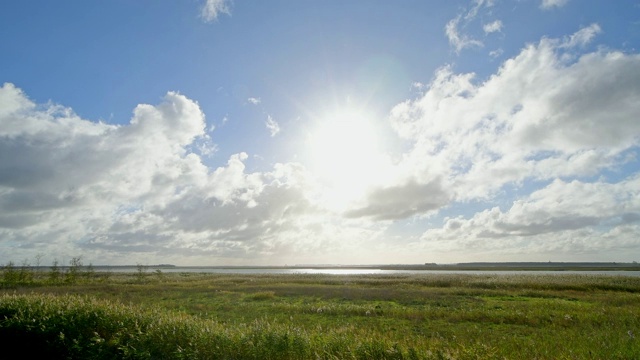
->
420, 176, 640, 257
0, 83, 337, 264
366, 25, 640, 259
386, 26, 640, 204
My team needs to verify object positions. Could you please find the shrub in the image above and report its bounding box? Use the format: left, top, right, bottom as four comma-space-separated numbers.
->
49, 259, 62, 283
65, 256, 83, 284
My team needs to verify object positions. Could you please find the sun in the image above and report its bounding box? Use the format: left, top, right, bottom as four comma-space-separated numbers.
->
306, 106, 389, 210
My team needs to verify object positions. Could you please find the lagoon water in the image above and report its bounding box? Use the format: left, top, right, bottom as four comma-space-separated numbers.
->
100, 266, 640, 277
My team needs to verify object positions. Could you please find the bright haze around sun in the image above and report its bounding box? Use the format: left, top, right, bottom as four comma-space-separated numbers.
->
1, 0, 639, 266
305, 105, 395, 211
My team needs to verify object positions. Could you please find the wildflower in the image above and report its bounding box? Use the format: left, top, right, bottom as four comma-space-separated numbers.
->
629, 330, 635, 339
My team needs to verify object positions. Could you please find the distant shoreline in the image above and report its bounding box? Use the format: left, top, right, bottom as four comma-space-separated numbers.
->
43, 262, 640, 272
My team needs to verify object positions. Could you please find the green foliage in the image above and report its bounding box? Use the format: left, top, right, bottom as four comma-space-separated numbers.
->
65, 256, 83, 284
0, 293, 419, 359
49, 259, 61, 283
18, 259, 34, 284
1, 256, 101, 288
1, 273, 639, 359
2, 260, 34, 286
2, 261, 19, 285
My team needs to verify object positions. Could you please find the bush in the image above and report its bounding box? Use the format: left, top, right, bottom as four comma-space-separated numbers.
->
1, 261, 34, 287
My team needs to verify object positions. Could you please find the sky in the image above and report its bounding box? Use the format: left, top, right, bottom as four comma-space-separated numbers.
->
1, 0, 640, 266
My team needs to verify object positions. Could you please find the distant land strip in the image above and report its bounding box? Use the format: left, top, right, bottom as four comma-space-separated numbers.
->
47, 262, 640, 272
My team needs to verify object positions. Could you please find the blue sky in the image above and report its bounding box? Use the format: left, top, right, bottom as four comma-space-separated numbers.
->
1, 0, 639, 266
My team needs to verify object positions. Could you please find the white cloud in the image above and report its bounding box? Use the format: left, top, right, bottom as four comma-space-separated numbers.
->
265, 115, 280, 137
445, 0, 497, 53
445, 16, 484, 53
2, 20, 639, 264
541, 0, 569, 10
562, 23, 601, 48
418, 176, 640, 258
0, 85, 206, 200
0, 84, 330, 264
466, 0, 496, 21
347, 25, 640, 221
483, 20, 503, 34
201, 0, 231, 22
0, 83, 394, 265
345, 178, 450, 221
247, 97, 261, 105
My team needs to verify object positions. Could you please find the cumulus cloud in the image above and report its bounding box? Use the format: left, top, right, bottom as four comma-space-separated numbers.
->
2, 20, 639, 264
540, 0, 569, 10
349, 24, 640, 260
201, 0, 231, 22
90, 160, 321, 258
0, 84, 205, 201
247, 97, 261, 105
265, 115, 281, 137
0, 83, 402, 265
0, 83, 205, 246
346, 25, 640, 226
0, 83, 324, 264
388, 25, 640, 204
419, 176, 640, 256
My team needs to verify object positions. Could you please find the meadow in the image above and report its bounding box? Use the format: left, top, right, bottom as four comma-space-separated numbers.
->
1, 264, 639, 359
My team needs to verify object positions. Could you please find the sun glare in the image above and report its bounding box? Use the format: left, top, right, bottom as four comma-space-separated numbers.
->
307, 107, 389, 210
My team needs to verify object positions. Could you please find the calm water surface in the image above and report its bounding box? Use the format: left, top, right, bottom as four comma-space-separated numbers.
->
101, 267, 640, 277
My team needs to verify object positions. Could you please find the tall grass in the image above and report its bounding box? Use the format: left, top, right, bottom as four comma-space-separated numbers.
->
1, 271, 639, 359
0, 293, 428, 359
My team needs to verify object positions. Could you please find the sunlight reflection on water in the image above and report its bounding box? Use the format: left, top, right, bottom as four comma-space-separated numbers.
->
100, 267, 640, 277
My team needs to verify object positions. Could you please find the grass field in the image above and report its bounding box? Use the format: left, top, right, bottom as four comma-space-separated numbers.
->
1, 269, 639, 359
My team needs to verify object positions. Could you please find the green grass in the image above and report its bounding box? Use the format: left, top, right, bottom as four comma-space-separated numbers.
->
1, 271, 639, 359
